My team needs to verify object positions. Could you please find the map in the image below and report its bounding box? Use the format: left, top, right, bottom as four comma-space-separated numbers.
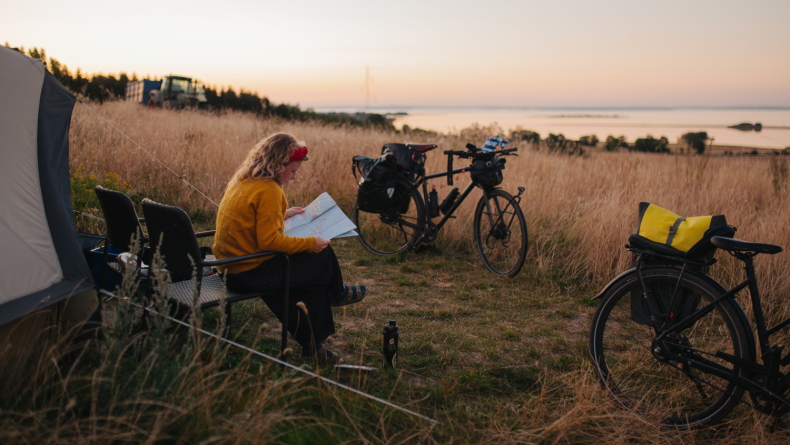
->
283, 192, 358, 239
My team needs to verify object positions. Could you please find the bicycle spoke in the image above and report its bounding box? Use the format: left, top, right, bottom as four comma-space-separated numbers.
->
590, 268, 751, 428
354, 179, 425, 255
474, 190, 527, 277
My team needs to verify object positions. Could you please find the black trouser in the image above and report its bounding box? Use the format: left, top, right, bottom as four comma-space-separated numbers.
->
226, 246, 343, 350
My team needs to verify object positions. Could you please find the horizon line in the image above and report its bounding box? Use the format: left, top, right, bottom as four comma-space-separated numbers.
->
308, 105, 790, 111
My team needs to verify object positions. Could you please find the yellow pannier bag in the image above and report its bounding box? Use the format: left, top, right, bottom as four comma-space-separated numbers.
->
629, 202, 733, 259
628, 203, 735, 326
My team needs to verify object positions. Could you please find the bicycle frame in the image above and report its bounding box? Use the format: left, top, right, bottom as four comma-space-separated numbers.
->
413, 167, 476, 231
405, 156, 519, 241
634, 252, 790, 406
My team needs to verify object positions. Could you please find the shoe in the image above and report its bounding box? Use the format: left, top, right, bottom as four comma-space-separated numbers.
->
333, 284, 366, 307
301, 345, 344, 364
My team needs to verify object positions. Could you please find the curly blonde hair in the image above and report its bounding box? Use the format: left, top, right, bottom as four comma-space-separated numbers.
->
227, 133, 309, 189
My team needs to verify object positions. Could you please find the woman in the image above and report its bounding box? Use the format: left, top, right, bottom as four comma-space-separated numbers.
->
213, 133, 365, 363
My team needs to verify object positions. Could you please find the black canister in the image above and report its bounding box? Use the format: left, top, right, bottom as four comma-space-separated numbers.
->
382, 320, 399, 368
439, 187, 460, 215
428, 189, 439, 218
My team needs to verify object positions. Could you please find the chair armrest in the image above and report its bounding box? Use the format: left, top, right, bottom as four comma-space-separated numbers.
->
195, 230, 216, 238
203, 251, 287, 267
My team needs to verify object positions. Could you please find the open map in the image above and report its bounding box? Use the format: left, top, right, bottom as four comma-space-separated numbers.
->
283, 192, 358, 239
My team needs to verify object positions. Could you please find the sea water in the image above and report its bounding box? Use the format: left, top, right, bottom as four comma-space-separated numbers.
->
314, 107, 790, 149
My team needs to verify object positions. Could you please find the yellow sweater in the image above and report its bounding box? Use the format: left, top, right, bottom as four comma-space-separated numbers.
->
213, 178, 316, 274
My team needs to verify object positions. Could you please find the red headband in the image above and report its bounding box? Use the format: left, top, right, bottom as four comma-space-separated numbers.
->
289, 146, 308, 162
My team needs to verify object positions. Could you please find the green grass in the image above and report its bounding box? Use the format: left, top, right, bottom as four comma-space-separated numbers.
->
1, 238, 786, 444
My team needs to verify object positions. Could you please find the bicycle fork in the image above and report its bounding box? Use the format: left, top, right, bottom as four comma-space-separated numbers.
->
481, 186, 525, 244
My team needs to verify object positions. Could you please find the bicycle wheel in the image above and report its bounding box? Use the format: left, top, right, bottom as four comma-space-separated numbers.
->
589, 267, 753, 428
352, 179, 425, 255
473, 190, 528, 277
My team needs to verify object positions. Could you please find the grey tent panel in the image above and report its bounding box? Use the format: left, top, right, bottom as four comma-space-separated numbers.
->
35, 71, 94, 301
0, 50, 94, 326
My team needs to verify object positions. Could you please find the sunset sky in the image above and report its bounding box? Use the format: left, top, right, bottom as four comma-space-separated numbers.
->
3, 0, 789, 109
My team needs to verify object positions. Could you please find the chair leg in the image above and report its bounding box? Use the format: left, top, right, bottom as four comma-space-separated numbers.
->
224, 302, 232, 339
100, 240, 110, 290
281, 256, 290, 359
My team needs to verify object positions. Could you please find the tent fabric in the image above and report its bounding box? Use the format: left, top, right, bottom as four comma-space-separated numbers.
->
0, 47, 94, 326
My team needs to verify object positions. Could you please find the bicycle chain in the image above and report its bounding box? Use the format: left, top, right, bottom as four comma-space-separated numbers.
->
664, 337, 790, 415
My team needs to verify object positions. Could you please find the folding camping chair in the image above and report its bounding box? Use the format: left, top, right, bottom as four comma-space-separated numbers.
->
94, 186, 149, 290
140, 198, 291, 354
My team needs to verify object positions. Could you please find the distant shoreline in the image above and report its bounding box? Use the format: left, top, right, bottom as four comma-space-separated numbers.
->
316, 106, 790, 112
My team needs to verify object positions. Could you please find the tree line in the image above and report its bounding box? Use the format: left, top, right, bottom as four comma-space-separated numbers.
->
511, 128, 712, 156
5, 44, 394, 130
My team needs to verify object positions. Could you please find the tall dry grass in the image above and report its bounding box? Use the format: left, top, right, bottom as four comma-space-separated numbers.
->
71, 101, 790, 301
5, 103, 789, 442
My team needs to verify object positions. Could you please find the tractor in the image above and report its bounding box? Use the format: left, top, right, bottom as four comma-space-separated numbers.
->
126, 75, 208, 109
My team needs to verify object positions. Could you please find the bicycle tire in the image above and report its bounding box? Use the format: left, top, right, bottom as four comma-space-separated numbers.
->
589, 267, 753, 428
352, 179, 425, 255
473, 190, 528, 277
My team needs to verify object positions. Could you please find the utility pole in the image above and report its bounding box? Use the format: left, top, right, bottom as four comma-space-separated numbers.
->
365, 66, 370, 110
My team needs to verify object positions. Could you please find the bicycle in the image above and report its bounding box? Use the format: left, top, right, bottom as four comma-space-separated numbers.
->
351, 143, 528, 277
588, 234, 789, 428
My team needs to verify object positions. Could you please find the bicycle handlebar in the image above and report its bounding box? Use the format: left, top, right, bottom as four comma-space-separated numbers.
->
442, 145, 518, 186
447, 151, 454, 185
442, 146, 518, 159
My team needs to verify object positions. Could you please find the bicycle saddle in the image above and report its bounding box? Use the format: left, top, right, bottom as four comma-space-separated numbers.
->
406, 143, 437, 152
711, 236, 783, 255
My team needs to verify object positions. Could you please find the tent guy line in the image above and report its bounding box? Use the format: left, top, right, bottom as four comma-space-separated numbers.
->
78, 96, 434, 425
97, 288, 440, 425
77, 100, 220, 207
79, 101, 442, 425
75, 210, 105, 221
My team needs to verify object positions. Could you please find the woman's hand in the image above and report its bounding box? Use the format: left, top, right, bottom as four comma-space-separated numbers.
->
313, 236, 330, 253
285, 207, 304, 219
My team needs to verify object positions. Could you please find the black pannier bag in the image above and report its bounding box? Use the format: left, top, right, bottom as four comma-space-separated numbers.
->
470, 155, 505, 188
352, 153, 400, 213
382, 143, 418, 182
627, 202, 736, 326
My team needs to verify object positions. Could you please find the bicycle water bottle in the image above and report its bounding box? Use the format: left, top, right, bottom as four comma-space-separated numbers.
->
440, 188, 460, 215
428, 188, 440, 218
382, 320, 399, 368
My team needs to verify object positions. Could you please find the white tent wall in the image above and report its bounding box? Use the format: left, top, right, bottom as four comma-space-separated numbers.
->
0, 48, 62, 304
0, 46, 95, 326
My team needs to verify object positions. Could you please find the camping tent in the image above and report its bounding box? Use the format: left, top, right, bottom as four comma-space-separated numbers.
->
0, 46, 95, 327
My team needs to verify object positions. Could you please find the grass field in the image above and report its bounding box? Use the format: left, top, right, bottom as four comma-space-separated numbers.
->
3, 101, 790, 443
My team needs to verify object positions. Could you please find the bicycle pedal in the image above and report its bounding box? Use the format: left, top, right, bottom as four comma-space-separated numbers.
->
412, 244, 434, 253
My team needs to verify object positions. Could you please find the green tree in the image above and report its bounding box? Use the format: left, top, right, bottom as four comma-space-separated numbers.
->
238, 90, 263, 112
27, 47, 46, 62
604, 135, 628, 152
510, 129, 540, 143
578, 135, 599, 147
633, 135, 670, 153
681, 132, 708, 155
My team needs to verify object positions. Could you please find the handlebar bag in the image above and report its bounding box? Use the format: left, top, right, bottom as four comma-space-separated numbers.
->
470, 156, 505, 188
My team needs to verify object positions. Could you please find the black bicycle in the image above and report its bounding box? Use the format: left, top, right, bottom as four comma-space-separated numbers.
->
351, 143, 528, 277
589, 235, 789, 428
